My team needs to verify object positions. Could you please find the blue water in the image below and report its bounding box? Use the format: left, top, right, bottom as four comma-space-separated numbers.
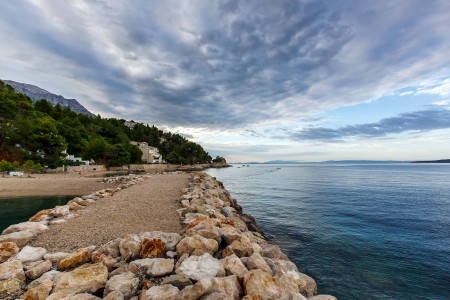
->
206, 164, 450, 300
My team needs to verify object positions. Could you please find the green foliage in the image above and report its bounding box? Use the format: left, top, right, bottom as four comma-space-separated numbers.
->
21, 160, 44, 176
0, 80, 214, 167
0, 160, 19, 173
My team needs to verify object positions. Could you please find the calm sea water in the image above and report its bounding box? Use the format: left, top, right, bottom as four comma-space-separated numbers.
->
206, 164, 450, 300
0, 195, 76, 232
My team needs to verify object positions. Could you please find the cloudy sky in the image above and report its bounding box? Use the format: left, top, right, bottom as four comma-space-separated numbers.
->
1, 0, 450, 162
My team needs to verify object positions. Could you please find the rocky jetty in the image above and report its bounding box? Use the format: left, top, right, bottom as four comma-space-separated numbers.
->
0, 172, 335, 299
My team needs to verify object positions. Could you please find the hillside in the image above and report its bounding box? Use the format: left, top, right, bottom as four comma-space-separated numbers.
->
3, 80, 94, 116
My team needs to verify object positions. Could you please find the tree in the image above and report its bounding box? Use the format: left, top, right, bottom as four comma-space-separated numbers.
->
0, 160, 19, 177
21, 160, 44, 177
106, 144, 130, 166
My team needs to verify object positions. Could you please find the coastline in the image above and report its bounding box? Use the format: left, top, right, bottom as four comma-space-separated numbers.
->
0, 171, 334, 299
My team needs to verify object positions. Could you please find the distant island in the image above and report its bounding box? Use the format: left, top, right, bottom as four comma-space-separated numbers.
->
411, 159, 450, 163
233, 160, 408, 164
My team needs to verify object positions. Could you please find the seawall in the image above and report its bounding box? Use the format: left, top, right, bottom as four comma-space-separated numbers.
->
0, 172, 335, 299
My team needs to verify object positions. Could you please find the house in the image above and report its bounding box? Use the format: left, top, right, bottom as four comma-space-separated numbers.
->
124, 120, 137, 128
63, 150, 90, 165
130, 141, 163, 163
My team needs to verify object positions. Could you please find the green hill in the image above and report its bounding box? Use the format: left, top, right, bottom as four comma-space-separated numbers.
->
0, 80, 212, 168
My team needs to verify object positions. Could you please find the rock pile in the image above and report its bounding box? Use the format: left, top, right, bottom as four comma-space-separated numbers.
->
0, 172, 336, 299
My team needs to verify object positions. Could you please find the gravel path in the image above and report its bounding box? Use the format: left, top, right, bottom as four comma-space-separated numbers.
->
31, 173, 189, 252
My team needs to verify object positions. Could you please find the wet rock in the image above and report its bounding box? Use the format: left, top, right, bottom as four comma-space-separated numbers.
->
261, 244, 289, 260
25, 260, 52, 280
307, 296, 337, 300
176, 253, 225, 281
58, 247, 91, 270
244, 269, 280, 300
21, 278, 53, 300
52, 263, 108, 295
0, 242, 19, 263
245, 252, 273, 275
2, 222, 48, 235
220, 254, 248, 281
160, 273, 193, 290
0, 260, 25, 282
140, 284, 180, 300
15, 246, 47, 265
140, 238, 165, 258
176, 234, 218, 256
104, 271, 139, 299
0, 231, 34, 248
119, 234, 142, 261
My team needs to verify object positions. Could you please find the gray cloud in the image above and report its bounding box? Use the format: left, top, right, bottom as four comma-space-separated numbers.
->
0, 0, 450, 131
288, 108, 450, 141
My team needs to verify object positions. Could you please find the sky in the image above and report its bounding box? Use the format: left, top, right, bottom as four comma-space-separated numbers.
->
1, 0, 450, 162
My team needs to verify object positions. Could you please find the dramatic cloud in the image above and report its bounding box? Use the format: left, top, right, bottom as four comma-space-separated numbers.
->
1, 0, 450, 130
288, 108, 450, 142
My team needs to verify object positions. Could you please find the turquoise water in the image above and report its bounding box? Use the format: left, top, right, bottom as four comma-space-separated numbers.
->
206, 164, 450, 300
0, 195, 77, 232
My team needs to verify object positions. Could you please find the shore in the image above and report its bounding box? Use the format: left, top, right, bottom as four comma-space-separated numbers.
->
0, 171, 335, 299
0, 172, 117, 197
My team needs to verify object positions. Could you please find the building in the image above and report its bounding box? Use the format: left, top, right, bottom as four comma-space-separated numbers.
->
124, 120, 137, 128
63, 150, 90, 165
130, 141, 163, 163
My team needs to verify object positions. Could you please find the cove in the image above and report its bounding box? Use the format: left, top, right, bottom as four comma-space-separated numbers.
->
0, 195, 77, 232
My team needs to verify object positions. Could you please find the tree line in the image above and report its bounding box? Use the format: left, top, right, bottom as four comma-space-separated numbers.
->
0, 80, 212, 169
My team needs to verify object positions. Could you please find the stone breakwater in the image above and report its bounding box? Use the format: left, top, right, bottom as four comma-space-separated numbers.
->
0, 172, 336, 300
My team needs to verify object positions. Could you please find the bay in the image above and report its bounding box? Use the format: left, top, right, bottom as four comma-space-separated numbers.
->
206, 164, 450, 300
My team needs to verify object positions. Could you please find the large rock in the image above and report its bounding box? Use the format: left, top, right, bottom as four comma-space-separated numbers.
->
245, 252, 273, 275
92, 238, 121, 259
307, 296, 337, 300
0, 242, 19, 263
104, 271, 139, 299
179, 275, 242, 300
160, 274, 193, 290
274, 274, 301, 298
119, 234, 142, 260
220, 254, 248, 281
91, 252, 117, 271
52, 263, 108, 295
43, 252, 69, 264
0, 278, 24, 298
140, 231, 182, 251
261, 244, 289, 260
218, 227, 242, 244
103, 290, 125, 300
243, 269, 280, 300
140, 284, 180, 300
25, 260, 52, 280
2, 222, 48, 235
50, 206, 70, 218
58, 247, 91, 270
27, 270, 60, 289
176, 253, 225, 281
0, 260, 25, 282
185, 224, 221, 244
47, 293, 102, 300
21, 278, 53, 300
14, 246, 47, 265
0, 231, 34, 248
29, 209, 54, 222
140, 238, 165, 258
226, 236, 255, 257
176, 234, 218, 256
146, 258, 174, 277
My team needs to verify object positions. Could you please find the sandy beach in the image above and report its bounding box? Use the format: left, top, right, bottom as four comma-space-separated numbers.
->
30, 172, 189, 252
0, 172, 118, 197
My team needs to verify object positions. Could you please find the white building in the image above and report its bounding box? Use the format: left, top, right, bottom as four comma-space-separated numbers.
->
130, 141, 163, 163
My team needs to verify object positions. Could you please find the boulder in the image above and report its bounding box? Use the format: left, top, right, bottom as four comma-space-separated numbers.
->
140, 284, 180, 300
160, 273, 193, 290
227, 236, 254, 257
274, 274, 300, 298
176, 234, 218, 256
140, 231, 182, 251
58, 247, 91, 270
91, 253, 117, 271
52, 263, 108, 295
15, 246, 47, 265
220, 254, 248, 281
48, 293, 102, 300
0, 260, 25, 282
104, 271, 139, 299
2, 222, 48, 235
176, 253, 225, 281
0, 242, 19, 263
146, 258, 174, 277
21, 278, 53, 300
91, 238, 121, 259
27, 270, 60, 289
185, 223, 221, 244
68, 201, 85, 211
0, 278, 24, 298
29, 209, 54, 222
261, 244, 289, 260
119, 234, 142, 260
243, 269, 280, 300
179, 275, 242, 300
25, 260, 52, 280
104, 290, 125, 300
218, 227, 242, 244
245, 252, 273, 275
0, 231, 34, 248
140, 238, 165, 258
43, 252, 69, 264
50, 206, 70, 218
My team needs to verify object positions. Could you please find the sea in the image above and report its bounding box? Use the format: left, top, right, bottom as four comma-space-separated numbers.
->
206, 163, 450, 300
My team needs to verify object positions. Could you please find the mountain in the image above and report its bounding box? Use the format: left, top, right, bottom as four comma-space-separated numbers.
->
411, 159, 450, 163
3, 80, 95, 116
